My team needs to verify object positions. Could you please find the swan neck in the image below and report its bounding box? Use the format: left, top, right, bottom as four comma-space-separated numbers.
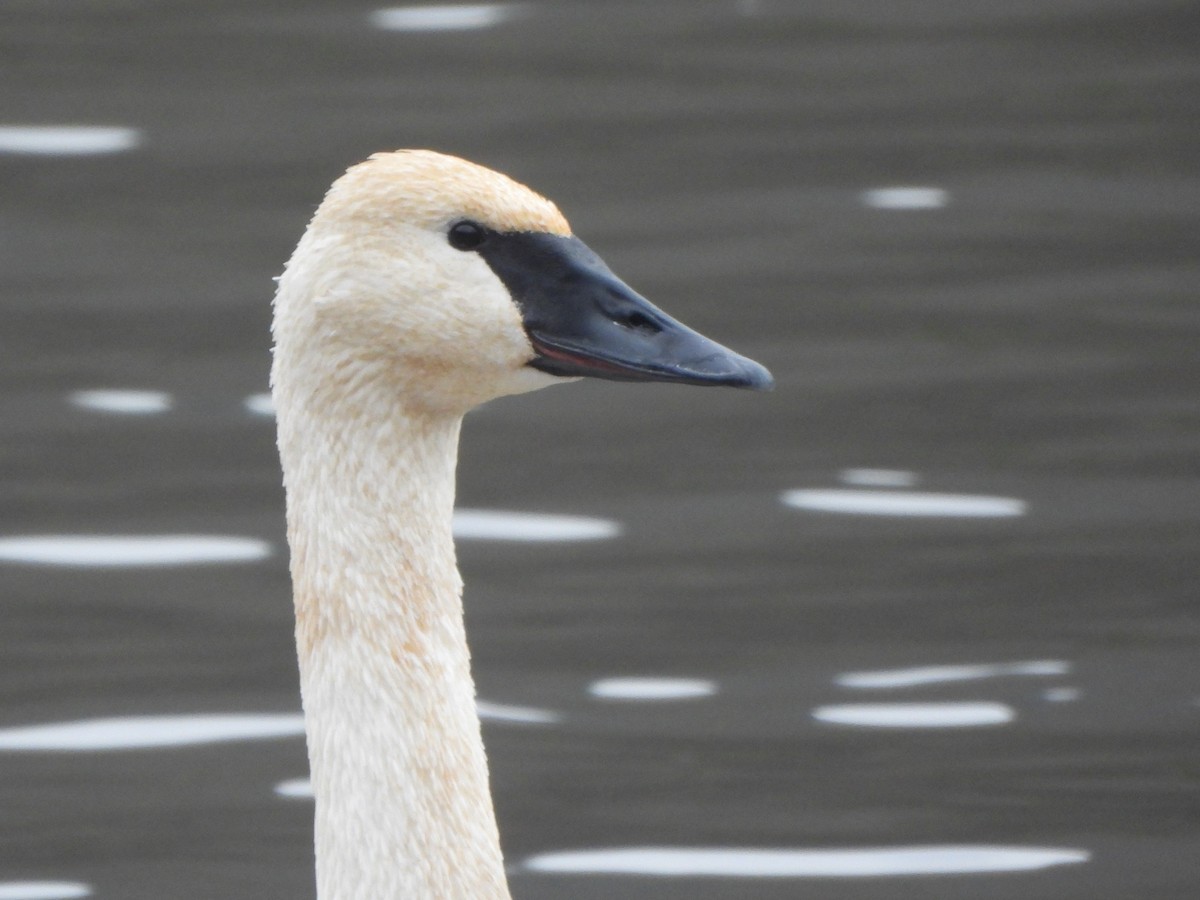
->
277, 387, 511, 900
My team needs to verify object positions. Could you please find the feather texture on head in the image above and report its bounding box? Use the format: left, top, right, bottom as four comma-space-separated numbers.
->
323, 149, 572, 236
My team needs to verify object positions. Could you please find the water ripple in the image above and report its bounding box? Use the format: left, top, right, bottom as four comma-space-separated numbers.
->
523, 845, 1089, 877
813, 702, 1014, 728
69, 389, 171, 415
589, 677, 716, 701
371, 4, 514, 31
0, 126, 140, 156
782, 489, 1026, 518
0, 885, 92, 900
861, 186, 949, 209
0, 535, 272, 567
837, 660, 1070, 690
0, 714, 305, 751
452, 509, 620, 542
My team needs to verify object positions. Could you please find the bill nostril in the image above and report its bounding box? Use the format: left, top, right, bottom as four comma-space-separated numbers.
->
622, 310, 662, 333
598, 286, 664, 334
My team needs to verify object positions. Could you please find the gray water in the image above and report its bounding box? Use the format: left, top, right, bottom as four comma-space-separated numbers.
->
1, 1, 1198, 897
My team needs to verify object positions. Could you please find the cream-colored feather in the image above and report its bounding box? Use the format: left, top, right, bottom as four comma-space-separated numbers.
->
272, 151, 570, 899
272, 149, 765, 899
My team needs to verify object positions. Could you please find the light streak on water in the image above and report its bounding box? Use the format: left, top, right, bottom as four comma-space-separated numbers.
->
1043, 687, 1082, 702
838, 468, 919, 487
244, 392, 275, 416
861, 186, 949, 209
475, 699, 560, 724
69, 389, 172, 415
0, 884, 92, 900
837, 660, 1070, 689
523, 845, 1090, 877
589, 678, 716, 700
452, 509, 620, 542
371, 4, 514, 31
782, 489, 1027, 518
0, 535, 272, 567
0, 714, 305, 751
813, 702, 1014, 728
274, 778, 313, 799
0, 126, 141, 156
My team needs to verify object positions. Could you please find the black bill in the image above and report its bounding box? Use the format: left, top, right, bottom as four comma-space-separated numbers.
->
472, 228, 774, 390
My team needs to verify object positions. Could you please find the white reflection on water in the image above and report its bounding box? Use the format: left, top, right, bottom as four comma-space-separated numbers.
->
452, 509, 620, 542
475, 699, 560, 724
1044, 687, 1082, 702
837, 660, 1070, 689
0, 700, 553, 754
371, 4, 514, 31
0, 884, 92, 900
0, 126, 140, 156
0, 715, 305, 751
275, 778, 313, 799
523, 845, 1089, 877
244, 392, 275, 416
838, 468, 918, 487
69, 389, 172, 415
813, 702, 1014, 728
861, 186, 949, 209
782, 489, 1026, 518
0, 535, 272, 567
589, 678, 716, 701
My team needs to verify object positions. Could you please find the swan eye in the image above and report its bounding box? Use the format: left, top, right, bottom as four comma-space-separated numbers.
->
448, 220, 487, 251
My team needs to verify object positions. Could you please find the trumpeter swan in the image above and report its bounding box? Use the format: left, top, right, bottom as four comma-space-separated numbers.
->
271, 150, 772, 899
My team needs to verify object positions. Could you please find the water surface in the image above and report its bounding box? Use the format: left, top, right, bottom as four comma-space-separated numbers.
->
1, 1, 1197, 897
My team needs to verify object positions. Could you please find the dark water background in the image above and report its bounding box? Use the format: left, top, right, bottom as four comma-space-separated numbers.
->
1, 1, 1198, 897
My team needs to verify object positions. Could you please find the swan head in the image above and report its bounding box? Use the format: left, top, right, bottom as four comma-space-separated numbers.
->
273, 149, 772, 415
